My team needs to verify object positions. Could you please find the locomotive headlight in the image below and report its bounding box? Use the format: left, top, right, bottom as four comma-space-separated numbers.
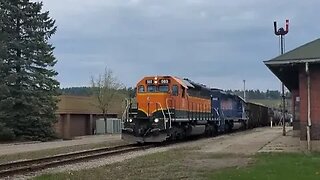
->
129, 119, 133, 123
154, 118, 159, 123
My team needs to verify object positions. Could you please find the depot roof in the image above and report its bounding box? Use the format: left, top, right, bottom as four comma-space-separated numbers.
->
264, 38, 320, 91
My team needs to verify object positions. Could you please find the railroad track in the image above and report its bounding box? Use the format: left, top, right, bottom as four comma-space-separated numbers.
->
0, 144, 154, 178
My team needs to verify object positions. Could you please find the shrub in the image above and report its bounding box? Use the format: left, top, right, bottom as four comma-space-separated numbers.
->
0, 123, 16, 141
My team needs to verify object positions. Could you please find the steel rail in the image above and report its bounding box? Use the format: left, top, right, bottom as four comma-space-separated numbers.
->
0, 144, 153, 178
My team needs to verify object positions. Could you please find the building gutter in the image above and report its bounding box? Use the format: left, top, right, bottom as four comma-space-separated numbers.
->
306, 62, 312, 151
264, 58, 320, 65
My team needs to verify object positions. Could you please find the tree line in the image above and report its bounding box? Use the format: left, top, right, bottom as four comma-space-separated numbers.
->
226, 89, 291, 100
60, 87, 135, 97
61, 87, 289, 100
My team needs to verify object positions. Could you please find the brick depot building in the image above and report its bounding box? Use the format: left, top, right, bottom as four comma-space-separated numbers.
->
55, 95, 118, 139
264, 38, 320, 151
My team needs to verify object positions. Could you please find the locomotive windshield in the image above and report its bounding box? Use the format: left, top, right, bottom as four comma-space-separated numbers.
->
159, 85, 169, 92
147, 85, 157, 92
146, 85, 169, 93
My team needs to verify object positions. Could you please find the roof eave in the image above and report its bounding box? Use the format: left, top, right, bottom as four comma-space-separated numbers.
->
264, 58, 320, 65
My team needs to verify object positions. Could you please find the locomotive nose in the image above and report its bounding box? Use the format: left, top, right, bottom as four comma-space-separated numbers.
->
141, 94, 169, 117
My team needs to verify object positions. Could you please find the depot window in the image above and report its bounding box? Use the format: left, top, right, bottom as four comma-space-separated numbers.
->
147, 85, 157, 92
159, 85, 169, 92
138, 85, 145, 93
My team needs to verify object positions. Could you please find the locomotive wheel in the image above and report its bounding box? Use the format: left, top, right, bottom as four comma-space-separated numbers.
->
206, 124, 216, 137
211, 126, 217, 136
170, 132, 177, 141
177, 130, 186, 140
241, 122, 247, 130
136, 141, 144, 146
225, 123, 231, 133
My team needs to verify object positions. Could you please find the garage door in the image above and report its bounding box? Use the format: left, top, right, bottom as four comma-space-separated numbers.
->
70, 115, 87, 137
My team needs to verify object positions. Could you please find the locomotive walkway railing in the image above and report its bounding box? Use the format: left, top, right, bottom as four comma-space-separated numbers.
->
121, 99, 130, 123
166, 98, 174, 128
154, 102, 167, 129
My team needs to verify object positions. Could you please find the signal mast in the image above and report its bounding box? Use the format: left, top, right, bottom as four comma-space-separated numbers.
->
273, 19, 289, 136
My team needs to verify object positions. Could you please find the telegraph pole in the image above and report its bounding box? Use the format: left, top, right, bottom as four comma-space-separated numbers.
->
274, 20, 289, 136
243, 80, 246, 101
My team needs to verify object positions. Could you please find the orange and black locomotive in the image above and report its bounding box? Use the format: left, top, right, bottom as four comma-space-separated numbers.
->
122, 75, 251, 143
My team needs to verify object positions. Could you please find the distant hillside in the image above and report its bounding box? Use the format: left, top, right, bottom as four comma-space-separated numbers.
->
59, 87, 135, 97
248, 99, 281, 108
59, 87, 291, 109
59, 87, 135, 116
59, 87, 93, 96
248, 99, 292, 110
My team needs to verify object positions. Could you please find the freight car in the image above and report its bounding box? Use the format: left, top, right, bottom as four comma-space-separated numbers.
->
246, 102, 269, 129
122, 76, 271, 143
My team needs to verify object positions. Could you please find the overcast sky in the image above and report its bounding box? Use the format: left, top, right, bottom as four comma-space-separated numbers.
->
38, 0, 320, 90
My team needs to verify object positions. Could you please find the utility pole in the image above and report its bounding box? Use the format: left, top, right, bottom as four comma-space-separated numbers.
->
243, 80, 246, 101
273, 19, 289, 136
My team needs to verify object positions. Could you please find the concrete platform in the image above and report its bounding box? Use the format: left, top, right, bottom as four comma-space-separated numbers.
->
199, 126, 299, 155
259, 127, 300, 153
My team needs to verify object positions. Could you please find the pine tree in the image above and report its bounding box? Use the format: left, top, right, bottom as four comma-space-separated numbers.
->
0, 0, 59, 141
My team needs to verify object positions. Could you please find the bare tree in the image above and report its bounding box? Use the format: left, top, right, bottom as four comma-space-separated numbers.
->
91, 67, 122, 133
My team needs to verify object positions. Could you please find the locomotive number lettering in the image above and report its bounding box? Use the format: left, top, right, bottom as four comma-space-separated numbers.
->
146, 80, 153, 84
160, 79, 169, 84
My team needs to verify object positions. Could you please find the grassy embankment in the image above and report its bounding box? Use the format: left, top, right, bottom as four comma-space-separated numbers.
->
248, 99, 281, 108
34, 147, 320, 180
249, 98, 293, 110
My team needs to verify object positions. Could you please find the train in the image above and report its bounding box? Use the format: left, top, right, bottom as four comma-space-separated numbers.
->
122, 76, 275, 143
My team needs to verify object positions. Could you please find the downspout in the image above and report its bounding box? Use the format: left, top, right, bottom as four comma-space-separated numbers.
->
305, 62, 311, 151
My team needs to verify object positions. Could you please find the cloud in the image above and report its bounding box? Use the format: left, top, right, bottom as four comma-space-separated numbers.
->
32, 0, 320, 90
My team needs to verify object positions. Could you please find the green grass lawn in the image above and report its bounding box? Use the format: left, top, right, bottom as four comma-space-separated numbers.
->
209, 153, 320, 180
